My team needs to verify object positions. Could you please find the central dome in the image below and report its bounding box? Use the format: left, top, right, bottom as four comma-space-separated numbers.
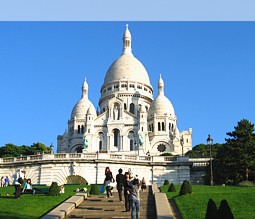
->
102, 24, 152, 89
103, 54, 151, 86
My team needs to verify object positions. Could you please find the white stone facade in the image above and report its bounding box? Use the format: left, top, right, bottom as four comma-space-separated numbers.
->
57, 25, 192, 156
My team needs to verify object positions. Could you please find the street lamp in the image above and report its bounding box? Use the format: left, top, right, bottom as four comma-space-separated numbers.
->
206, 134, 213, 185
50, 143, 54, 154
180, 135, 184, 156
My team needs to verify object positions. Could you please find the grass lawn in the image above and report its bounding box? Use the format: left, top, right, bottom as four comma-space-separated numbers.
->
160, 185, 255, 219
0, 184, 89, 219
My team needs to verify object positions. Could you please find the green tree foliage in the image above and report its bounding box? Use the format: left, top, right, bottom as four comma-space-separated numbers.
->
205, 198, 218, 219
179, 180, 192, 196
163, 179, 170, 185
48, 182, 60, 196
168, 183, 176, 192
0, 142, 51, 158
214, 119, 255, 184
218, 199, 234, 219
90, 184, 99, 195
185, 143, 221, 158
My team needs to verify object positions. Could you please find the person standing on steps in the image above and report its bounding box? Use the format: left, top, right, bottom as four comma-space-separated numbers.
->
123, 171, 131, 212
105, 167, 114, 198
116, 168, 125, 202
127, 175, 141, 219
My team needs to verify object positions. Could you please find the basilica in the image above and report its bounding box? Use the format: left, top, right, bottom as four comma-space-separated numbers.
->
57, 25, 192, 155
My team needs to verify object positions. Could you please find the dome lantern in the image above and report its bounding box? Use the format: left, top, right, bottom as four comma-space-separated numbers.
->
122, 24, 133, 55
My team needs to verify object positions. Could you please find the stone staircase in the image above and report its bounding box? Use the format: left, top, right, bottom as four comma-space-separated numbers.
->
65, 186, 157, 219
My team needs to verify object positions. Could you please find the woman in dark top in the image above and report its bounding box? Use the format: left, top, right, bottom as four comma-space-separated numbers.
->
105, 167, 113, 198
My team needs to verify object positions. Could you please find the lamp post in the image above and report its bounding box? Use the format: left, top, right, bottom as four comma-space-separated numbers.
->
50, 143, 54, 154
180, 135, 184, 156
206, 134, 213, 185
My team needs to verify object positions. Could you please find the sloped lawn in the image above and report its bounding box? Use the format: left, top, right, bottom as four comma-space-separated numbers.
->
0, 184, 89, 219
161, 185, 255, 219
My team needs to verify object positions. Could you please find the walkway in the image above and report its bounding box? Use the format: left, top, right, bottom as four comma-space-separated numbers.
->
65, 186, 156, 219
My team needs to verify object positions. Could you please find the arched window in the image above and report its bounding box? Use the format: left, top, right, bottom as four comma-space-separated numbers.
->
172, 124, 174, 132
99, 140, 102, 150
158, 122, 161, 131
130, 139, 134, 151
152, 124, 154, 132
113, 129, 120, 147
81, 125, 84, 134
78, 125, 80, 134
124, 103, 127, 110
162, 122, 165, 131
130, 103, 135, 114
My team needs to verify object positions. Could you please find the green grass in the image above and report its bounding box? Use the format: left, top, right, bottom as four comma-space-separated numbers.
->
160, 185, 255, 219
0, 184, 89, 219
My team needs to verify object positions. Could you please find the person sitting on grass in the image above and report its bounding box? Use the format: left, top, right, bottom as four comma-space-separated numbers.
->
22, 178, 35, 195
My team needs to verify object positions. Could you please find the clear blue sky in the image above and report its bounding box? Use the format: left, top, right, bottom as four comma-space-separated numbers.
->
0, 22, 255, 151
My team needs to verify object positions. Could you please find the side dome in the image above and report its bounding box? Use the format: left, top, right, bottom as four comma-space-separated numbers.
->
149, 95, 175, 116
71, 78, 96, 119
149, 74, 175, 117
71, 98, 96, 119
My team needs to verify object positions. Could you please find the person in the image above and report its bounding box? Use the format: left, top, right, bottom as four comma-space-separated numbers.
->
141, 177, 147, 192
22, 178, 35, 195
105, 167, 114, 198
127, 175, 141, 219
123, 171, 131, 212
14, 169, 24, 198
4, 176, 9, 187
60, 185, 65, 194
116, 168, 125, 202
1, 176, 4, 187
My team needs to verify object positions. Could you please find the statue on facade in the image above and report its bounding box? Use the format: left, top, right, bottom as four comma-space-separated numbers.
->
83, 136, 88, 149
139, 135, 144, 147
113, 106, 119, 120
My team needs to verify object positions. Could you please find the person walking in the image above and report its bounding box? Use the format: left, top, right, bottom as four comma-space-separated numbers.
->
116, 168, 125, 202
105, 167, 114, 198
141, 177, 147, 192
14, 169, 24, 198
123, 171, 131, 212
127, 175, 141, 219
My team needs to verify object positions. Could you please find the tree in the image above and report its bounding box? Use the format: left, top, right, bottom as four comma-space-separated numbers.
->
214, 119, 255, 184
179, 180, 192, 196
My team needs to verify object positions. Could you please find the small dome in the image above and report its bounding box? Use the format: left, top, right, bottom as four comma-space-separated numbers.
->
149, 95, 175, 116
71, 98, 96, 119
149, 74, 175, 116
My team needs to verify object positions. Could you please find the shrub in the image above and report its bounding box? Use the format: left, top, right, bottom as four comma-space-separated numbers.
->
218, 199, 234, 219
90, 184, 99, 195
48, 182, 60, 196
66, 175, 88, 184
163, 180, 170, 185
168, 183, 176, 192
179, 180, 192, 196
160, 153, 173, 156
205, 198, 218, 219
238, 181, 255, 187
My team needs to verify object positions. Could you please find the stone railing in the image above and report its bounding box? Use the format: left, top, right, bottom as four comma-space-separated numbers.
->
0, 153, 192, 164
